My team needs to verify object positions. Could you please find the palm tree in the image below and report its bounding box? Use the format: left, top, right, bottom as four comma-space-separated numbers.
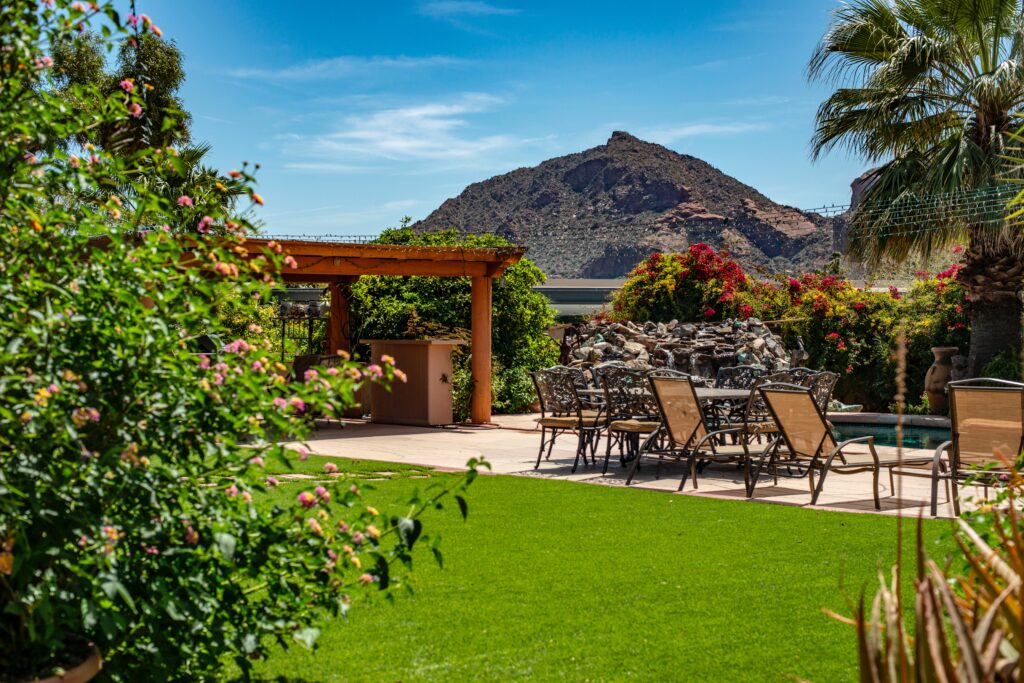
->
809, 0, 1024, 374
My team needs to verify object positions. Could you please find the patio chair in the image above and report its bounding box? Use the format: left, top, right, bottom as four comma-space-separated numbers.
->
800, 371, 838, 413
591, 361, 627, 388
752, 383, 933, 508
786, 367, 818, 382
550, 364, 599, 408
531, 369, 603, 473
625, 375, 742, 490
601, 366, 659, 473
926, 378, 1024, 516
715, 365, 767, 389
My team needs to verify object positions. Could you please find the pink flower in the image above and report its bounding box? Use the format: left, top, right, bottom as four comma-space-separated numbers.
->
176, 195, 193, 208
248, 323, 262, 333
127, 102, 143, 118
34, 56, 53, 69
702, 307, 716, 318
393, 369, 407, 383
225, 484, 239, 498
214, 262, 238, 277
198, 355, 211, 370
358, 573, 374, 584
145, 545, 160, 555
363, 364, 383, 380
127, 12, 138, 26
272, 397, 287, 410
304, 369, 319, 382
251, 360, 264, 372
249, 456, 264, 466
380, 354, 395, 365
266, 476, 280, 488
323, 463, 338, 474
315, 485, 330, 503
352, 531, 365, 545
307, 518, 323, 536
283, 255, 298, 269
197, 215, 213, 234
184, 525, 199, 545
826, 332, 840, 339
298, 491, 317, 508
288, 397, 306, 413
294, 445, 310, 461
119, 79, 134, 92
337, 520, 349, 533
241, 491, 252, 503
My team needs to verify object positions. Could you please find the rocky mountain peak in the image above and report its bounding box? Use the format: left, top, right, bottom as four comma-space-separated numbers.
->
414, 132, 844, 278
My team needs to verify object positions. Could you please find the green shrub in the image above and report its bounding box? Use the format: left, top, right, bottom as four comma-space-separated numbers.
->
350, 226, 558, 414
0, 4, 479, 680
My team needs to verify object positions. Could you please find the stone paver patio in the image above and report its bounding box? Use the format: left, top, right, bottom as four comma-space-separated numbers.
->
301, 415, 968, 518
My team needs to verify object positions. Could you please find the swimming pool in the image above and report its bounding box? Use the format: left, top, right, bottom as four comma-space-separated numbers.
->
831, 422, 950, 450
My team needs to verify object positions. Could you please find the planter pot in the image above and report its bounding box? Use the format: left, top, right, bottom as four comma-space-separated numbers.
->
29, 647, 102, 683
924, 346, 958, 415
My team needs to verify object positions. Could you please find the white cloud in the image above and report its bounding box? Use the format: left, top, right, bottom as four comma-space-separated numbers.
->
641, 122, 770, 144
289, 93, 526, 164
419, 1, 518, 18
228, 55, 463, 81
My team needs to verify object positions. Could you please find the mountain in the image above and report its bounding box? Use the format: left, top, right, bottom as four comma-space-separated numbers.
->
414, 131, 845, 278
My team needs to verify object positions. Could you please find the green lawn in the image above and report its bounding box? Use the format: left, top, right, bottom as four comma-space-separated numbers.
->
242, 457, 953, 682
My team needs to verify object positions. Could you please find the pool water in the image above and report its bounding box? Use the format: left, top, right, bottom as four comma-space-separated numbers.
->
831, 423, 950, 450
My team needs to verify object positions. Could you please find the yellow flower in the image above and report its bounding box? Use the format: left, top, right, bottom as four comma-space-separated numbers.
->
366, 506, 379, 517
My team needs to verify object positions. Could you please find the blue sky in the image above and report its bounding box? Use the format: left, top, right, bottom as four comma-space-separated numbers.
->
148, 0, 865, 236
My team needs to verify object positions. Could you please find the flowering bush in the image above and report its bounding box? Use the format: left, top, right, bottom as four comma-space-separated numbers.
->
610, 244, 970, 409
610, 244, 747, 323
0, 4, 479, 681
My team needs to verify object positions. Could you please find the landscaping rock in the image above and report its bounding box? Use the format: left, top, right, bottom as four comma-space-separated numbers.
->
565, 317, 793, 381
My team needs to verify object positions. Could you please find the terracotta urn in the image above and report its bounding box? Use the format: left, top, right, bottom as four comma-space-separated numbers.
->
924, 346, 958, 415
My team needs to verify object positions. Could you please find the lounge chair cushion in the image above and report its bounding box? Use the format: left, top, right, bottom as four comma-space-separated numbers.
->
609, 419, 659, 434
536, 414, 601, 429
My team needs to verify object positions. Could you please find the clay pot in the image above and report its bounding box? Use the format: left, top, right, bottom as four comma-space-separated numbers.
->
924, 346, 958, 415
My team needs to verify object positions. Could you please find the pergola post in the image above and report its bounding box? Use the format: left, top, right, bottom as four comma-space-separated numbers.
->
327, 278, 352, 356
470, 276, 492, 424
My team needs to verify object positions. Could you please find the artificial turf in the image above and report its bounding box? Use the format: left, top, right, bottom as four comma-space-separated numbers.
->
239, 456, 953, 683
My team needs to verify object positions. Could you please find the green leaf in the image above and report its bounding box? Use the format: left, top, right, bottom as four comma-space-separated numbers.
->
455, 495, 469, 520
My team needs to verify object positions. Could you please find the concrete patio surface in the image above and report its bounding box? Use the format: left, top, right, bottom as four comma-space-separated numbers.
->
301, 414, 971, 518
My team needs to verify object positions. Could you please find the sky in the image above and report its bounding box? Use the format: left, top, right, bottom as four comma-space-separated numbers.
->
146, 0, 866, 237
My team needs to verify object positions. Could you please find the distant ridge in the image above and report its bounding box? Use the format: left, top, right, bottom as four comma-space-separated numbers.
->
414, 131, 844, 278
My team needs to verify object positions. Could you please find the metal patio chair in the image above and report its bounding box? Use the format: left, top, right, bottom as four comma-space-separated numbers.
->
601, 366, 659, 474
800, 371, 839, 413
531, 369, 603, 473
752, 383, 933, 508
625, 375, 743, 490
715, 365, 767, 389
925, 378, 1024, 516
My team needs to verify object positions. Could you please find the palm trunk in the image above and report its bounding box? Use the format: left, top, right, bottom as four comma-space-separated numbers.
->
967, 292, 1022, 375
961, 231, 1024, 376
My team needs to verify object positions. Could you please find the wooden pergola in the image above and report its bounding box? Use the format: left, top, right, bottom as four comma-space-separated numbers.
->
243, 238, 525, 424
